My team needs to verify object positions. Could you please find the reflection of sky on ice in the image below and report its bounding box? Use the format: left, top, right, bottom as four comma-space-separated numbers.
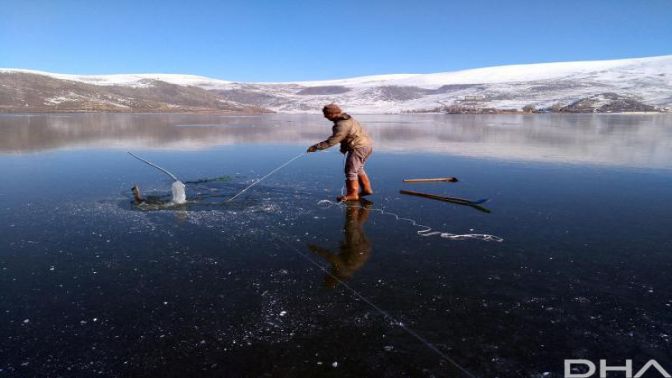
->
1, 114, 671, 376
1, 113, 672, 168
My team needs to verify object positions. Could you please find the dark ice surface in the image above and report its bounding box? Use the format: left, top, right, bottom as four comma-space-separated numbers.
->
1, 113, 671, 376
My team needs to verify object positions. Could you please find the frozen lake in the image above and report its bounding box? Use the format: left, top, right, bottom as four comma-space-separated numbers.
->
1, 113, 671, 376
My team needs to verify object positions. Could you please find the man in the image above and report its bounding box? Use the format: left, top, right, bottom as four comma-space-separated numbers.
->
307, 104, 373, 201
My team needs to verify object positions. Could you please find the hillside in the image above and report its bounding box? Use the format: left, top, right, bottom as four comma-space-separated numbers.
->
2, 55, 671, 113
0, 72, 264, 113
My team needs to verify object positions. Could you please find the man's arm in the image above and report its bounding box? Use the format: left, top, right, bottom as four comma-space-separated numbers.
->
316, 122, 349, 150
307, 121, 350, 152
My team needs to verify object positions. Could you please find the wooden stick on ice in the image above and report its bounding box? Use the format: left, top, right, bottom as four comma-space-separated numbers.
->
402, 177, 458, 183
399, 190, 491, 213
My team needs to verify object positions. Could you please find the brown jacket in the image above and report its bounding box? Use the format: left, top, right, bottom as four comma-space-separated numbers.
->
316, 113, 372, 152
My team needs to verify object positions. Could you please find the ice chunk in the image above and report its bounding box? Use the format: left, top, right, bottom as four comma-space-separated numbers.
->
171, 181, 186, 204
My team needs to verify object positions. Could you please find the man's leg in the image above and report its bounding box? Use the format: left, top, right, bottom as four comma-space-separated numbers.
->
358, 169, 373, 196
356, 147, 373, 196
337, 151, 360, 202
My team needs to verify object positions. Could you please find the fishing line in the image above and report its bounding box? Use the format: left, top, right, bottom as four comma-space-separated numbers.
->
128, 152, 180, 181
270, 231, 475, 378
226, 152, 307, 202
317, 200, 503, 242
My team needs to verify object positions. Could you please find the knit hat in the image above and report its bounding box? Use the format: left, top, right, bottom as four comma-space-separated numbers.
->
322, 103, 342, 116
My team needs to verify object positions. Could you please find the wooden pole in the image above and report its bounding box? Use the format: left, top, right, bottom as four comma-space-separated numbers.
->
399, 190, 491, 213
400, 190, 472, 204
402, 177, 458, 183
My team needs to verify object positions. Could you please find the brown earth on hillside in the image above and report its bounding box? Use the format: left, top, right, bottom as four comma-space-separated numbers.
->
0, 72, 269, 113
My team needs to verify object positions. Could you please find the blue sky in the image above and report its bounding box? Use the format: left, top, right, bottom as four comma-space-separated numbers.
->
1, 0, 671, 81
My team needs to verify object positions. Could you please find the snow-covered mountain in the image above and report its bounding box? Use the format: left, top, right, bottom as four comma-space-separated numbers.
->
2, 55, 671, 113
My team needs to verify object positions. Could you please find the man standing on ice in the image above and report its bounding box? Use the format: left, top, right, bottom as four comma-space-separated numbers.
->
307, 104, 374, 202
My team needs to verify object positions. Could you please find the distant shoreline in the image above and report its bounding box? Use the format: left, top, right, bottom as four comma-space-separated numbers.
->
1, 110, 668, 115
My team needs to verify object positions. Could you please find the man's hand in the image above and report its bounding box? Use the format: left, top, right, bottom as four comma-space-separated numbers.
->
306, 144, 319, 153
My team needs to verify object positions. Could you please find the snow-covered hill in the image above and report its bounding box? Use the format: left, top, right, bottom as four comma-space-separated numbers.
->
2, 55, 671, 113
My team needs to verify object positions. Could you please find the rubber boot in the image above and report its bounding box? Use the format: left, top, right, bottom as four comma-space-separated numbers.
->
337, 180, 360, 202
358, 172, 373, 196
